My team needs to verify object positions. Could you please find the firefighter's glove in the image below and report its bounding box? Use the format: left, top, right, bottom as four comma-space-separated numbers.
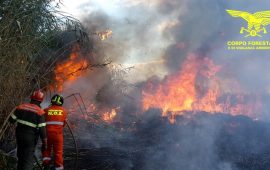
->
42, 139, 48, 152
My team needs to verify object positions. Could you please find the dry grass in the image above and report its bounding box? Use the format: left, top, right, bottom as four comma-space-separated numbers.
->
0, 0, 88, 128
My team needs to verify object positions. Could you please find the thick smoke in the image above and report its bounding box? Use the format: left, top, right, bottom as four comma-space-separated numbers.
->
71, 109, 270, 170
59, 0, 270, 169
137, 111, 270, 170
70, 0, 270, 93
146, 0, 270, 94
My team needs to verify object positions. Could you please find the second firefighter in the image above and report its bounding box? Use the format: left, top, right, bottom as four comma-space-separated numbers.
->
42, 94, 67, 170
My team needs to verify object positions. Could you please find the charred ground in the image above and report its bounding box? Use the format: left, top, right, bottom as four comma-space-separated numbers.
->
64, 110, 270, 170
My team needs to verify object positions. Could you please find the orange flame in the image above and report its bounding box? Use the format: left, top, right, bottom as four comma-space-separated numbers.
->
95, 30, 113, 41
53, 45, 119, 123
54, 45, 89, 91
142, 54, 262, 122
69, 102, 119, 124
102, 108, 118, 122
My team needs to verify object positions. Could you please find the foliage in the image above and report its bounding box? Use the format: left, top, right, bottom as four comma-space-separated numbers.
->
0, 0, 87, 123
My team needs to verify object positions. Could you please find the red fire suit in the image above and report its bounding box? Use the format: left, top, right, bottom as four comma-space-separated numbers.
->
42, 105, 67, 170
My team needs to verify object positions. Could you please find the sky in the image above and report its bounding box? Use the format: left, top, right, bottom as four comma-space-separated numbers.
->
60, 0, 140, 18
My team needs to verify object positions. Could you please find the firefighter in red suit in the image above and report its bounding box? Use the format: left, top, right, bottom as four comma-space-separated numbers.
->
9, 90, 47, 170
42, 94, 67, 170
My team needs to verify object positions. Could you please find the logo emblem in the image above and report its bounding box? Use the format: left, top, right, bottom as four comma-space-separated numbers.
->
226, 10, 270, 37
48, 110, 63, 116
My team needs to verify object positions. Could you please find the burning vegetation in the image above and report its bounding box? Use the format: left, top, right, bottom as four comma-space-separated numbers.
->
54, 45, 89, 91
2, 0, 270, 170
94, 30, 113, 41
142, 54, 262, 123
49, 45, 269, 170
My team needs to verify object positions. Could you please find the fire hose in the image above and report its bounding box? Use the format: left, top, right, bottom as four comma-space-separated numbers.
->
0, 108, 78, 170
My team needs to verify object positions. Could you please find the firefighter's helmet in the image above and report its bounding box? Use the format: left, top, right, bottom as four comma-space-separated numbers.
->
51, 94, 64, 106
31, 90, 44, 102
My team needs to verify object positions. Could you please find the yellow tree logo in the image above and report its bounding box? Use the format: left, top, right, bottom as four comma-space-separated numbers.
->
226, 10, 270, 37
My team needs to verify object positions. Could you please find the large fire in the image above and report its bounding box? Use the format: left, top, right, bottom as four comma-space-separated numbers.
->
52, 45, 119, 123
54, 45, 89, 91
142, 54, 262, 123
53, 47, 262, 124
